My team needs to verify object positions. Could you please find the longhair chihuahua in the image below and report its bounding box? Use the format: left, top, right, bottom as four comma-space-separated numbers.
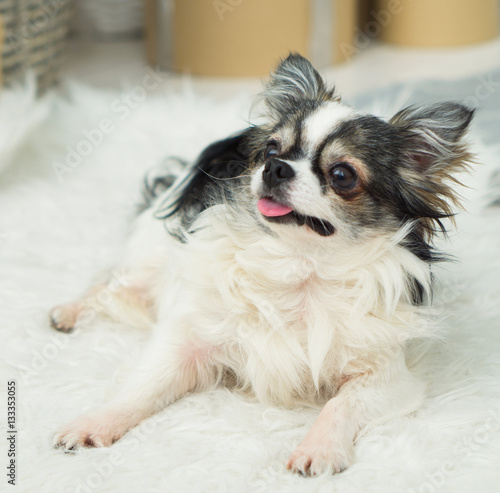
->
51, 54, 474, 475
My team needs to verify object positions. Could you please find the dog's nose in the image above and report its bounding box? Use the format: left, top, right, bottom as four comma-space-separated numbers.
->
262, 159, 295, 188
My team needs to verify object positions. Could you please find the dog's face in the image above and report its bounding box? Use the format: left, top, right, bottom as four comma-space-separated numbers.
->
250, 54, 473, 246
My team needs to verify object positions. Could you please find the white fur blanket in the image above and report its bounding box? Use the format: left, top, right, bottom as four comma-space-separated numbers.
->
1, 73, 500, 493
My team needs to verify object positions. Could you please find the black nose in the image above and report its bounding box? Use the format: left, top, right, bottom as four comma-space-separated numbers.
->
262, 159, 295, 189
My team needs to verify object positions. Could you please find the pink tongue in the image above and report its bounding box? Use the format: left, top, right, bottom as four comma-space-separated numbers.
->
257, 198, 293, 217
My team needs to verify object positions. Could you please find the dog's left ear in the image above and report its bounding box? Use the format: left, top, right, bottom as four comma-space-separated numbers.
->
390, 102, 474, 170
390, 102, 475, 231
262, 53, 339, 121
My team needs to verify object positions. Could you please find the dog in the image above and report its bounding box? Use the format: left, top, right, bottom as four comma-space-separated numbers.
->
51, 53, 474, 476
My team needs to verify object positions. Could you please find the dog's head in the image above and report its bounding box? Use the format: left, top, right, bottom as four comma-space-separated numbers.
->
250, 54, 474, 249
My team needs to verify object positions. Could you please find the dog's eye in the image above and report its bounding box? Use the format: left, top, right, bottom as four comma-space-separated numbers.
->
330, 164, 357, 190
264, 141, 280, 159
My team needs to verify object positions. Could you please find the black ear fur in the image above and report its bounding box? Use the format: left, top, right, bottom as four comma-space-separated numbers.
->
261, 53, 339, 120
155, 128, 255, 229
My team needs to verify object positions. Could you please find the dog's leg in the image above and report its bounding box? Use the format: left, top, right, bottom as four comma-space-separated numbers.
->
53, 329, 219, 450
50, 270, 153, 332
286, 351, 425, 476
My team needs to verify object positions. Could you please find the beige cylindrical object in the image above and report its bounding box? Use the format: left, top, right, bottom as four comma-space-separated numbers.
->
144, 0, 358, 76
333, 0, 358, 62
173, 0, 310, 76
144, 0, 158, 65
375, 0, 499, 47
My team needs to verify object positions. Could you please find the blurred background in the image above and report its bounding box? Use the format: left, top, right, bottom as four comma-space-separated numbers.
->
1, 0, 500, 100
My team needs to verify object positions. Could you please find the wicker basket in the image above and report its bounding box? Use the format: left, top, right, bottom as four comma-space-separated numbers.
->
0, 0, 72, 93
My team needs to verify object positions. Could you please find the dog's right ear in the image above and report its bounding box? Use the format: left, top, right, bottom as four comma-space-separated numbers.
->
261, 53, 339, 121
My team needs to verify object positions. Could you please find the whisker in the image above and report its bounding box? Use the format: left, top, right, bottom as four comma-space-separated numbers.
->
194, 164, 247, 182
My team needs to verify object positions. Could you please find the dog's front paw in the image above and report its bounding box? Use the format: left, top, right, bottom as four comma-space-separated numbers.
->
50, 303, 82, 333
286, 438, 353, 476
53, 411, 127, 451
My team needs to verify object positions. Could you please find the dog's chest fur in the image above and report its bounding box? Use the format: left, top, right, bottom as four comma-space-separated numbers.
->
161, 206, 430, 407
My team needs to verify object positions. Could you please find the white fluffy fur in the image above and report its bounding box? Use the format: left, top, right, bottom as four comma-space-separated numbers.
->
1, 78, 500, 492
0, 77, 51, 175
303, 102, 358, 145
52, 197, 431, 475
